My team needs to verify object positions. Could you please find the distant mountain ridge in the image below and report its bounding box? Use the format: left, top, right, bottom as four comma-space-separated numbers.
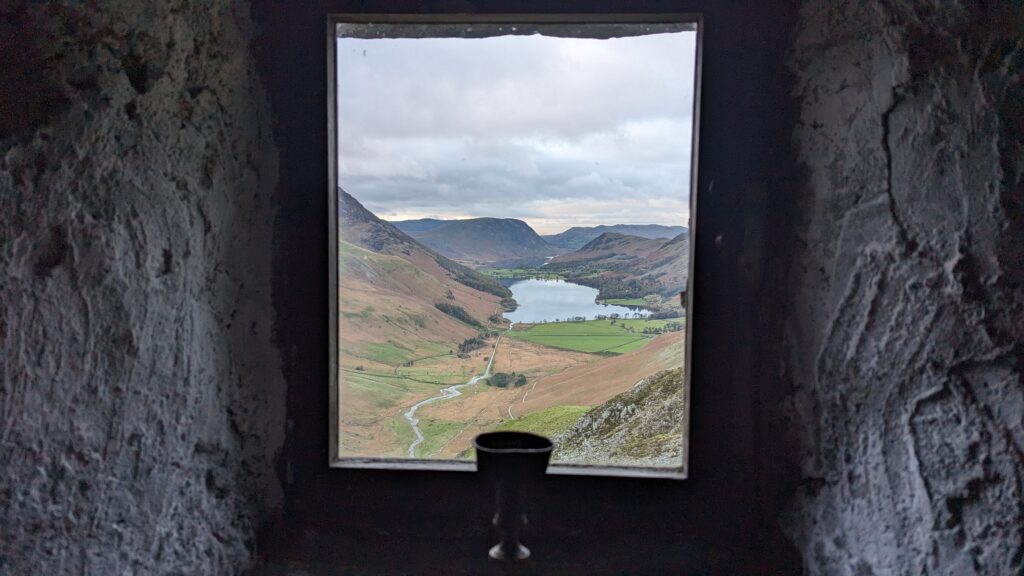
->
390, 218, 449, 235
543, 224, 687, 251
391, 217, 557, 267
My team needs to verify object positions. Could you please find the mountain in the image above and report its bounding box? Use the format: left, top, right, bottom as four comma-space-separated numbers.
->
390, 218, 449, 235
340, 190, 510, 299
543, 224, 687, 251
403, 217, 558, 267
543, 231, 688, 303
627, 232, 689, 297
554, 367, 684, 468
546, 232, 666, 266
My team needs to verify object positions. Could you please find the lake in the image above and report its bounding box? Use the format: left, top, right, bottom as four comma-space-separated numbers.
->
503, 279, 651, 324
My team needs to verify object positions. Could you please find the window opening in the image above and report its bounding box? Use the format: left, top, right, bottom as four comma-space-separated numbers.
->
330, 16, 701, 477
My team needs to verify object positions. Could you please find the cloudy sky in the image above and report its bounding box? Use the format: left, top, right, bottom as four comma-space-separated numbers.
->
336, 30, 696, 235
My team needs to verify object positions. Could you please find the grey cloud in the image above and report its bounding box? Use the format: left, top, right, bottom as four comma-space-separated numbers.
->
336, 30, 697, 234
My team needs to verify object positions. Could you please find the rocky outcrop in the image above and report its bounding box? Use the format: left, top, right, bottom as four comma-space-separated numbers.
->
554, 368, 684, 468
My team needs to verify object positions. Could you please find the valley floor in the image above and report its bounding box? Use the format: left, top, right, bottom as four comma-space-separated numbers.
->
338, 316, 684, 465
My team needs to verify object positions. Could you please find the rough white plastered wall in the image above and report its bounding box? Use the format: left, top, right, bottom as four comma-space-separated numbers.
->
0, 2, 284, 574
785, 2, 1024, 574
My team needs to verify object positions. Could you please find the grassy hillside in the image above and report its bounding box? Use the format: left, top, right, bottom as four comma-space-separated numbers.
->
337, 190, 516, 458
497, 405, 589, 436
457, 405, 590, 459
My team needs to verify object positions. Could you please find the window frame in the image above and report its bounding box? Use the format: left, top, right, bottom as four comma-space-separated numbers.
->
327, 13, 703, 479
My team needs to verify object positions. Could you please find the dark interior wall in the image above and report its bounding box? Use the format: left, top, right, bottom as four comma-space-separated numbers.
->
784, 2, 1024, 574
0, 2, 284, 574
256, 1, 802, 573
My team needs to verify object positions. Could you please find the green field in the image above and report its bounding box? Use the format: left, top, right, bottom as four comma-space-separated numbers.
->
395, 361, 476, 387
497, 405, 590, 437
388, 416, 467, 458
342, 368, 444, 410
417, 419, 466, 458
362, 341, 417, 365
507, 318, 682, 354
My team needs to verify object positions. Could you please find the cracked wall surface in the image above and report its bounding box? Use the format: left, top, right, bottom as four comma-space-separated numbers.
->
0, 2, 284, 574
785, 2, 1024, 574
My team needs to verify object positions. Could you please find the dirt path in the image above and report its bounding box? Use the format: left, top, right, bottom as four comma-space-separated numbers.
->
403, 327, 509, 457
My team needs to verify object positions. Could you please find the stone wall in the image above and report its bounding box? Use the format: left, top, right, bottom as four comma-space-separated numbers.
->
0, 2, 283, 574
785, 2, 1024, 573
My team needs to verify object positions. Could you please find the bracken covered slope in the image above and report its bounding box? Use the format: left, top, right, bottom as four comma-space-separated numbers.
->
0, 2, 284, 573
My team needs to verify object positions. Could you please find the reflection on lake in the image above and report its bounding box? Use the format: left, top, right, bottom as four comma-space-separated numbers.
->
503, 279, 650, 324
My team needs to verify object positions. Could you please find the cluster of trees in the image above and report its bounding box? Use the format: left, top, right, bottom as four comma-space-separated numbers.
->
561, 316, 589, 323
567, 275, 664, 301
639, 322, 683, 335
458, 336, 487, 355
649, 308, 685, 320
434, 302, 482, 328
488, 372, 527, 388
604, 312, 648, 321
500, 297, 518, 312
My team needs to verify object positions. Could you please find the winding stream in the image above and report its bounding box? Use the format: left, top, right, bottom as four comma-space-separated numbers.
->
403, 326, 509, 457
